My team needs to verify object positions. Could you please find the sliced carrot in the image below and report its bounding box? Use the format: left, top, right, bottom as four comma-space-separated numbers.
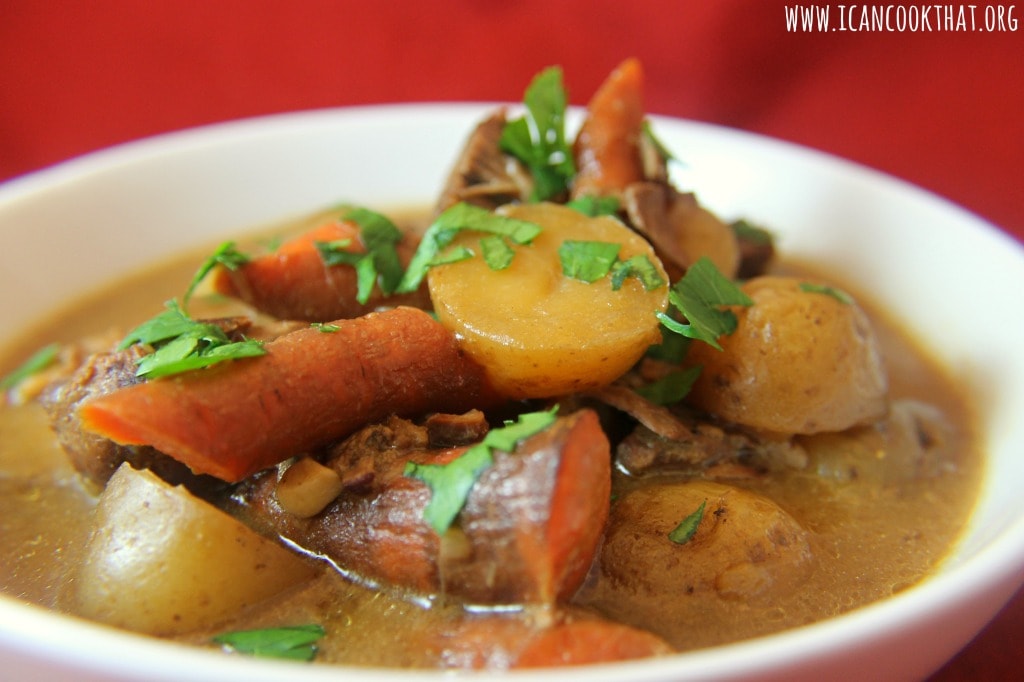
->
514, 618, 673, 668
213, 219, 431, 321
429, 611, 672, 669
78, 307, 499, 482
238, 409, 610, 606
572, 57, 647, 199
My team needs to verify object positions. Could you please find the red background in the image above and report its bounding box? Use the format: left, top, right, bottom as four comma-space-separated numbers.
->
1, 1, 1021, 678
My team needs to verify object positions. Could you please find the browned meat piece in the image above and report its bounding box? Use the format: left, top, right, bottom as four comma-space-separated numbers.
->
422, 409, 490, 448
42, 346, 217, 492
732, 219, 777, 279
623, 181, 740, 281
434, 110, 533, 214
234, 409, 611, 606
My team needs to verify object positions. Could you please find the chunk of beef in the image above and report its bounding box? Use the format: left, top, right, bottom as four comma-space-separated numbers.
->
233, 409, 611, 606
43, 346, 216, 492
434, 110, 533, 214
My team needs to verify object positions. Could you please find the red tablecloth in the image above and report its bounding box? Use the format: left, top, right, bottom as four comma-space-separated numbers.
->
1, 1, 1022, 678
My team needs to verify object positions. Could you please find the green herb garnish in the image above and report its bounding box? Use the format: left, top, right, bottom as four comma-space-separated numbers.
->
314, 206, 405, 304
480, 234, 516, 270
668, 499, 706, 545
120, 300, 265, 379
558, 240, 665, 292
799, 281, 853, 305
499, 66, 576, 201
657, 257, 753, 350
404, 406, 559, 534
566, 195, 620, 217
0, 342, 60, 391
184, 241, 250, 310
559, 240, 621, 283
643, 120, 678, 165
730, 218, 774, 246
634, 366, 702, 406
311, 322, 340, 333
396, 203, 542, 293
212, 624, 325, 661
610, 254, 666, 291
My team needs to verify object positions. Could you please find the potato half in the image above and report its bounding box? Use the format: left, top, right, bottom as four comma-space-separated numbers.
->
428, 203, 669, 398
68, 464, 317, 636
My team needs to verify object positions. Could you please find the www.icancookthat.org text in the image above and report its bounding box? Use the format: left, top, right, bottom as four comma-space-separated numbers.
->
785, 4, 1019, 31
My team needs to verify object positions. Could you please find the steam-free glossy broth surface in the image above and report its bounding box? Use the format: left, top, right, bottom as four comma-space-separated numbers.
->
0, 210, 982, 664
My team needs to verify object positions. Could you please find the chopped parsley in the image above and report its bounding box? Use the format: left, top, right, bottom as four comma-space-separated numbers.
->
315, 206, 405, 304
634, 366, 702, 406
396, 203, 542, 293
0, 342, 60, 391
212, 624, 325, 661
499, 66, 576, 202
730, 218, 774, 246
311, 322, 340, 333
184, 241, 250, 310
799, 281, 853, 305
668, 499, 706, 545
559, 240, 621, 283
566, 194, 620, 217
404, 406, 559, 535
657, 257, 753, 350
643, 120, 678, 165
120, 300, 265, 379
559, 240, 666, 292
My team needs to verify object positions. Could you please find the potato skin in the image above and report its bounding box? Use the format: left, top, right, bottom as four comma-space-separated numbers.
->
684, 276, 888, 434
601, 480, 814, 602
428, 203, 668, 398
67, 464, 316, 636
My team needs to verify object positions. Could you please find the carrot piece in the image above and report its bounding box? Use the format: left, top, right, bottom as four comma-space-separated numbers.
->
77, 307, 499, 482
212, 219, 431, 321
237, 409, 611, 605
430, 612, 672, 669
572, 57, 647, 199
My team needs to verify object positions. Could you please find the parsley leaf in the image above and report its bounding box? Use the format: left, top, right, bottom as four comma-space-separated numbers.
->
314, 206, 404, 305
212, 624, 325, 661
566, 195, 620, 217
184, 241, 250, 310
668, 499, 706, 545
559, 240, 621, 283
643, 120, 679, 165
558, 240, 665, 292
0, 342, 60, 391
499, 66, 576, 201
396, 203, 542, 293
730, 218, 774, 246
120, 300, 266, 379
657, 257, 753, 350
799, 281, 853, 305
634, 366, 702, 406
610, 254, 666, 291
404, 406, 559, 534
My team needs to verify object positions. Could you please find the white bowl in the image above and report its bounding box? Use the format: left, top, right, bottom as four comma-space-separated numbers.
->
1, 105, 1022, 682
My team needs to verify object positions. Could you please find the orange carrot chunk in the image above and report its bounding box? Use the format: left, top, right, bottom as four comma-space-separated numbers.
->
213, 219, 430, 321
572, 57, 647, 199
78, 307, 499, 482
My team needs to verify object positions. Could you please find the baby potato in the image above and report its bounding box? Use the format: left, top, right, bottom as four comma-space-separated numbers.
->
68, 464, 317, 636
685, 276, 888, 434
601, 480, 814, 603
428, 202, 668, 398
